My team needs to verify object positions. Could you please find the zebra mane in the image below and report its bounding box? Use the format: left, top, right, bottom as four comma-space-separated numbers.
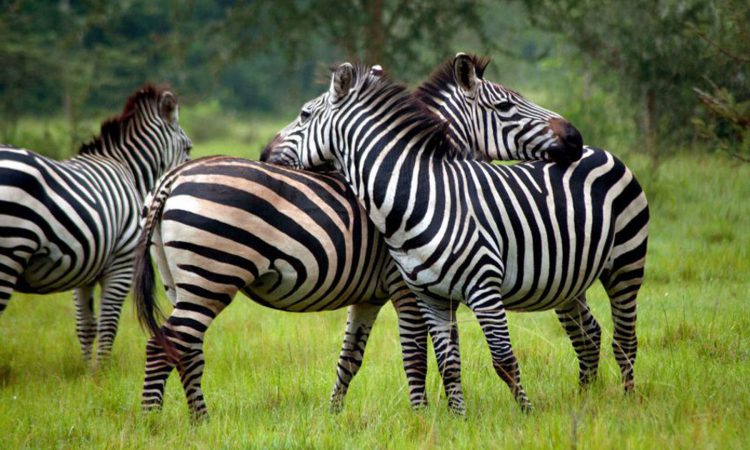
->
348, 64, 459, 160
414, 54, 491, 104
79, 83, 170, 155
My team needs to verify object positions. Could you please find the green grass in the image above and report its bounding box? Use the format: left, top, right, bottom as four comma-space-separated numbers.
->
0, 135, 749, 448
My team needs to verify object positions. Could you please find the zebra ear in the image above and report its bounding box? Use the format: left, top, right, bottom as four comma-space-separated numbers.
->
330, 63, 355, 103
159, 92, 179, 124
453, 53, 479, 94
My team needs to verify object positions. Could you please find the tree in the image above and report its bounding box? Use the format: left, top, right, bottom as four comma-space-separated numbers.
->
687, 0, 750, 161
211, 0, 490, 82
520, 0, 749, 159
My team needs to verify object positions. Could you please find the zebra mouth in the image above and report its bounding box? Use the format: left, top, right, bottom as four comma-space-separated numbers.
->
547, 118, 584, 164
546, 141, 583, 164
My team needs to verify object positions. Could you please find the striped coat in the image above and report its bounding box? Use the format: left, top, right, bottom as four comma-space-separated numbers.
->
269, 63, 648, 414
0, 85, 191, 363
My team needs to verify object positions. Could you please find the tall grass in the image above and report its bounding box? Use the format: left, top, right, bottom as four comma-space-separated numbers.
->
0, 121, 748, 448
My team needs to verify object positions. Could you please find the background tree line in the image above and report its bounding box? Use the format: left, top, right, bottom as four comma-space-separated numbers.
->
1, 0, 747, 161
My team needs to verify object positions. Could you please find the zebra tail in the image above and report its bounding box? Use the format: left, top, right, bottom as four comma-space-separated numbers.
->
133, 173, 177, 360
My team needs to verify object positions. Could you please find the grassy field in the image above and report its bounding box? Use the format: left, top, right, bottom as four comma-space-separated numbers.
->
0, 123, 749, 448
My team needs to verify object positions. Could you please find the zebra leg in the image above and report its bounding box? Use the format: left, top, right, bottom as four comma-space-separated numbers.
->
73, 284, 97, 363
468, 293, 532, 412
418, 297, 464, 415
95, 265, 133, 363
170, 288, 235, 422
391, 289, 429, 409
142, 334, 175, 412
555, 294, 602, 387
601, 266, 643, 393
329, 302, 382, 413
0, 249, 28, 316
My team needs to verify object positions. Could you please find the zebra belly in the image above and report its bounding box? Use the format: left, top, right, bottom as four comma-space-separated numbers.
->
1, 147, 126, 293
16, 245, 105, 293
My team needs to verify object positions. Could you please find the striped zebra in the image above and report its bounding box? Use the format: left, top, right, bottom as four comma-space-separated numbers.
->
0, 85, 192, 363
267, 62, 649, 414
132, 60, 582, 420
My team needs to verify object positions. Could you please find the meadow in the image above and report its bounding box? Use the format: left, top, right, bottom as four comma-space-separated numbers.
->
0, 113, 748, 449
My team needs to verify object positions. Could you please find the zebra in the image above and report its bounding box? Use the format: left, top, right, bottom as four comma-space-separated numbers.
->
266, 62, 649, 414
133, 157, 430, 421
0, 84, 192, 364
132, 60, 583, 420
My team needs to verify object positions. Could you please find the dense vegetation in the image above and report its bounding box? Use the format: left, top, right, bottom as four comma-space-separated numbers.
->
2, 0, 748, 160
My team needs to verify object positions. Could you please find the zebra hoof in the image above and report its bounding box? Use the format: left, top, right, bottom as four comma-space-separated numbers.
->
410, 398, 429, 411
447, 400, 466, 417
141, 398, 164, 413
329, 393, 345, 414
189, 410, 209, 425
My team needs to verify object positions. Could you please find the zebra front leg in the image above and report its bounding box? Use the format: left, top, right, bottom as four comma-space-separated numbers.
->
95, 266, 132, 364
391, 293, 429, 409
555, 294, 602, 387
468, 292, 532, 412
329, 302, 382, 413
73, 284, 97, 363
418, 297, 464, 415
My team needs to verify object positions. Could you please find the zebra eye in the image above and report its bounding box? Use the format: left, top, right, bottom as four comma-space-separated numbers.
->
494, 101, 515, 113
300, 109, 312, 122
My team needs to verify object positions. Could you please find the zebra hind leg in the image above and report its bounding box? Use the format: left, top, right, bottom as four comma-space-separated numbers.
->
142, 333, 176, 412
468, 288, 532, 412
95, 267, 132, 364
329, 302, 382, 413
418, 296, 464, 415
168, 286, 235, 422
555, 294, 602, 387
601, 264, 643, 393
0, 249, 28, 317
73, 285, 97, 363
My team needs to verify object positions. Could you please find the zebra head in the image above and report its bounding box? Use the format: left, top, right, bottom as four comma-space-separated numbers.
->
417, 53, 583, 163
262, 63, 364, 171
261, 64, 388, 170
154, 89, 193, 171
81, 85, 193, 197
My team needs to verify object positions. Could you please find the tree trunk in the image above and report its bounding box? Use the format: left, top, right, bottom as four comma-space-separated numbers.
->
365, 0, 385, 65
643, 86, 659, 171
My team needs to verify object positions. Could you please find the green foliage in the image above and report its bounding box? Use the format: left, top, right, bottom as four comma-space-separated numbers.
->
521, 0, 750, 153
0, 150, 748, 448
692, 86, 750, 160
688, 0, 750, 160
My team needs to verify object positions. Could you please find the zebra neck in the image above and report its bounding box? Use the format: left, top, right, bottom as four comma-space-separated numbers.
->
343, 123, 447, 240
422, 90, 526, 162
84, 134, 160, 200
417, 89, 476, 156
